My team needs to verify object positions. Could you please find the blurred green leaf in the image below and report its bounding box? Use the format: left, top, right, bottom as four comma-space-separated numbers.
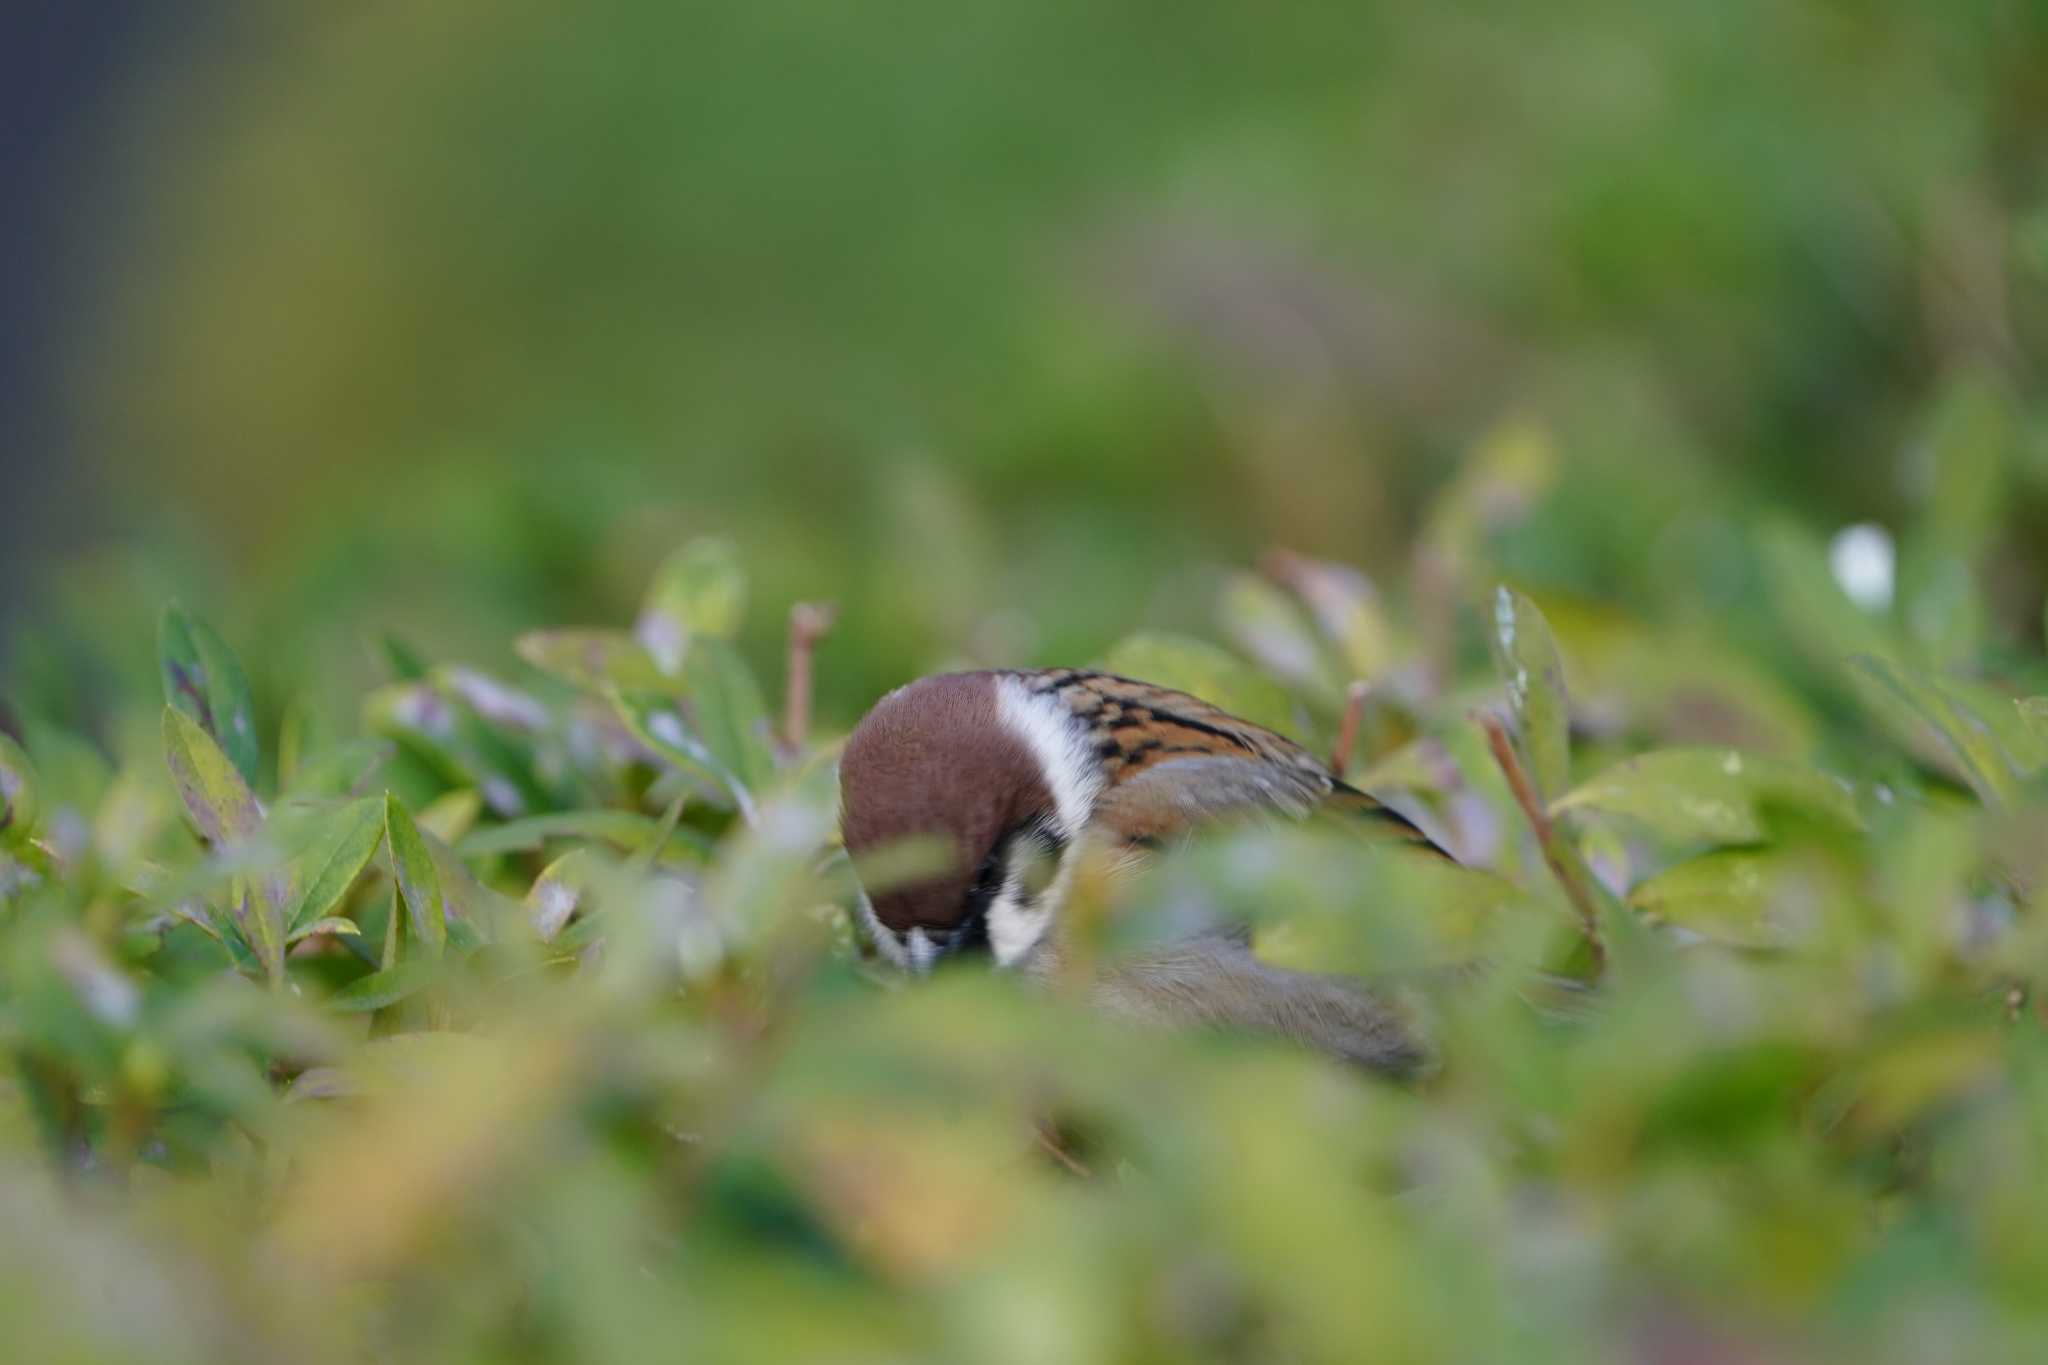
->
637, 537, 747, 674
287, 916, 364, 946
516, 628, 668, 693
1491, 586, 1572, 799
377, 630, 430, 682
1417, 420, 1557, 578
628, 796, 688, 875
1851, 655, 2021, 805
0, 734, 39, 848
158, 605, 261, 786
1218, 572, 1342, 703
1555, 747, 1861, 844
1757, 520, 1900, 676
611, 688, 754, 820
162, 706, 262, 848
385, 794, 446, 958
1257, 553, 1402, 682
1628, 850, 1812, 947
282, 737, 394, 801
364, 680, 550, 817
455, 808, 711, 860
288, 797, 386, 935
164, 706, 285, 982
527, 847, 602, 943
328, 959, 438, 1012
2019, 697, 2048, 753
416, 788, 484, 844
683, 639, 777, 802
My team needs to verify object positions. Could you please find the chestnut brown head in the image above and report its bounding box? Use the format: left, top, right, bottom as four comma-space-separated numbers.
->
839, 672, 1090, 969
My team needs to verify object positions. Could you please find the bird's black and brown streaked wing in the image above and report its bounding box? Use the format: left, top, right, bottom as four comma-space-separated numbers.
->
1012, 669, 1447, 855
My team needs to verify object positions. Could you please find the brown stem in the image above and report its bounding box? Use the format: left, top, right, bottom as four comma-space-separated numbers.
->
1033, 1121, 1094, 1178
1330, 679, 1371, 775
781, 602, 838, 755
1479, 711, 1606, 971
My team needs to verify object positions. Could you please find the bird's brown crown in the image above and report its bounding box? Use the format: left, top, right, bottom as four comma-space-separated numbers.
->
838, 673, 1055, 939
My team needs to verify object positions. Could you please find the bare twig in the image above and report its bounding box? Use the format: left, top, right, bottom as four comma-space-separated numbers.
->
1330, 679, 1371, 775
781, 602, 837, 755
1478, 711, 1606, 972
1033, 1121, 1094, 1178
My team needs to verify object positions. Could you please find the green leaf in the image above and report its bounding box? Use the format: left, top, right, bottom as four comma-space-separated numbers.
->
0, 733, 39, 847
636, 537, 747, 673
1251, 555, 1401, 683
611, 689, 755, 820
287, 916, 363, 946
515, 628, 668, 693
385, 794, 446, 957
282, 738, 394, 800
455, 808, 712, 860
416, 788, 484, 844
165, 707, 289, 982
159, 604, 261, 787
376, 630, 430, 682
328, 959, 438, 1012
163, 706, 263, 848
1757, 520, 1900, 676
2019, 697, 2048, 759
1217, 572, 1342, 702
1554, 747, 1862, 845
364, 680, 550, 816
1418, 419, 1557, 576
1097, 632, 1298, 736
276, 695, 316, 792
629, 796, 688, 875
1850, 655, 2020, 805
683, 639, 777, 799
1628, 850, 1804, 947
289, 797, 386, 935
526, 847, 603, 942
1491, 587, 1572, 800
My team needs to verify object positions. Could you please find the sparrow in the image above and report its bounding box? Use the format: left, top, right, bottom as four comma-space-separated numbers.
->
837, 668, 1446, 1072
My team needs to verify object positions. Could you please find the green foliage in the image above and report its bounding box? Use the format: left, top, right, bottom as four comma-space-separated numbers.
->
159, 605, 261, 787
12, 3, 2048, 1356
11, 432, 2048, 1360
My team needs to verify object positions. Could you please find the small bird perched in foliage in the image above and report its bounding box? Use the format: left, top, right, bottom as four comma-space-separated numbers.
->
837, 669, 1447, 1074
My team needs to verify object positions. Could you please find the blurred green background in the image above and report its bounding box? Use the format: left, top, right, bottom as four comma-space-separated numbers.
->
17, 0, 2048, 733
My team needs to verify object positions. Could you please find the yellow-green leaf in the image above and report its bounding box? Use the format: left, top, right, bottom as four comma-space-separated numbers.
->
159, 604, 261, 786
636, 537, 747, 673
287, 916, 364, 946
1851, 655, 2020, 805
455, 808, 712, 860
163, 706, 263, 848
385, 794, 446, 957
329, 959, 438, 1013
1491, 586, 1571, 800
515, 628, 667, 692
0, 734, 39, 848
289, 797, 386, 935
1555, 747, 1862, 846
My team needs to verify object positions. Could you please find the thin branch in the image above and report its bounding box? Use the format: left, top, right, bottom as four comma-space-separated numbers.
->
1033, 1121, 1094, 1178
1479, 711, 1606, 972
781, 601, 837, 755
1330, 679, 1371, 775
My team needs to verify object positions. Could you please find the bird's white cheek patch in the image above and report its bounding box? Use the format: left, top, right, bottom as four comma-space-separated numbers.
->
903, 927, 938, 974
994, 676, 1102, 839
985, 886, 1054, 966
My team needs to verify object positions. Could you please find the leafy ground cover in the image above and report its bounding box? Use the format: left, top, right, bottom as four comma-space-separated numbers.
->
5, 411, 2048, 1363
